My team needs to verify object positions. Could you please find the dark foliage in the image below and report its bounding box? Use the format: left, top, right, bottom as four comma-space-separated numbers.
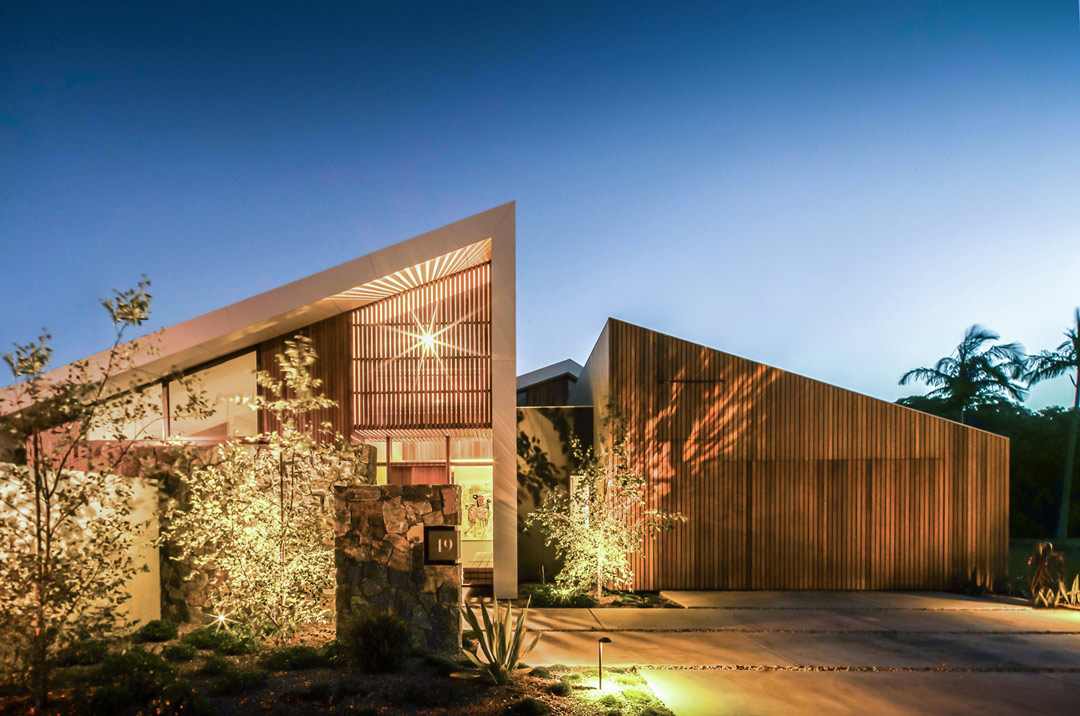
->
211, 666, 268, 695
161, 643, 197, 662
182, 625, 256, 654
548, 680, 573, 696
424, 653, 460, 676
54, 639, 111, 667
528, 666, 552, 679
387, 680, 453, 707
281, 681, 335, 703
340, 610, 412, 672
148, 678, 213, 716
94, 648, 176, 702
898, 396, 1080, 537
505, 697, 553, 716
195, 655, 233, 676
133, 619, 179, 642
520, 583, 597, 608
260, 644, 329, 671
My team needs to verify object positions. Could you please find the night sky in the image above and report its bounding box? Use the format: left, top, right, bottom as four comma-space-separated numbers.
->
2, 1, 1078, 407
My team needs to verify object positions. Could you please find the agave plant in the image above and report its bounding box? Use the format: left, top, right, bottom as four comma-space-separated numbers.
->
459, 597, 541, 685
1033, 575, 1080, 609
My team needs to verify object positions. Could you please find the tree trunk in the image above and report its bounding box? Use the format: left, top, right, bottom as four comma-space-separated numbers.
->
1056, 376, 1080, 541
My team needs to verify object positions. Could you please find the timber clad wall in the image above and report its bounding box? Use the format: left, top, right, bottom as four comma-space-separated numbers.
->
604, 319, 1009, 591
258, 312, 353, 438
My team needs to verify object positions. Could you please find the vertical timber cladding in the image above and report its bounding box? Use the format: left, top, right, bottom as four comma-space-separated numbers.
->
257, 312, 353, 438
353, 262, 492, 431
606, 319, 1009, 591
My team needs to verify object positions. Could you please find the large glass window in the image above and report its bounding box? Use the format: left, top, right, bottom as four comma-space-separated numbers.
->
88, 383, 163, 441
169, 353, 258, 438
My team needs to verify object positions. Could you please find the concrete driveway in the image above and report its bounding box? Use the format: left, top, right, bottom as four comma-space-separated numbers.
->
524, 591, 1080, 715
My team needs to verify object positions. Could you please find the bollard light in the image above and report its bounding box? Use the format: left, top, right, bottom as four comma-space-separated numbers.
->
597, 636, 612, 689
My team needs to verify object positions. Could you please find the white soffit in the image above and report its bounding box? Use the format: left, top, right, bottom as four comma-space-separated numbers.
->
325, 238, 491, 306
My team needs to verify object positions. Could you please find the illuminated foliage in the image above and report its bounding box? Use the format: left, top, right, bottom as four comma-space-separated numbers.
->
161, 336, 372, 639
0, 279, 203, 709
527, 416, 685, 599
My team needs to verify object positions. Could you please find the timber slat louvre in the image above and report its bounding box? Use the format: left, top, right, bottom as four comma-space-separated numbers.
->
352, 263, 492, 431
603, 319, 1009, 591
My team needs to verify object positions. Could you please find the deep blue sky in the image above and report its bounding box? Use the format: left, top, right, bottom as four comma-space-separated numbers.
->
2, 1, 1078, 407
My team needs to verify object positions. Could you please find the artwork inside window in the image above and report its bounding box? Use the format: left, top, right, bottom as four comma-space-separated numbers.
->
454, 465, 493, 541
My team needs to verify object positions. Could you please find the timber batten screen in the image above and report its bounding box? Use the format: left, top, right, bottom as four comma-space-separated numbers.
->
604, 319, 1009, 591
352, 262, 492, 431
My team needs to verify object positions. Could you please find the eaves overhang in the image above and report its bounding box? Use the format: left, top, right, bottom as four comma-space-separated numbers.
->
1, 202, 515, 413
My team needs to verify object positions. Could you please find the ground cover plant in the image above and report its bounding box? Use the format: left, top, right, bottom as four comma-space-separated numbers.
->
517, 584, 677, 609
546, 666, 674, 716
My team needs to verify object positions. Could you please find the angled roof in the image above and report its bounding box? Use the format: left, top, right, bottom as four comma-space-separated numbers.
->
516, 359, 583, 391
2, 202, 515, 411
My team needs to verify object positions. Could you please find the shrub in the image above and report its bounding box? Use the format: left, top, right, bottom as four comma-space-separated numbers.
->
521, 583, 597, 608
182, 626, 231, 650
506, 697, 552, 716
134, 619, 179, 642
182, 625, 255, 654
81, 683, 133, 715
341, 610, 412, 672
148, 679, 212, 716
528, 666, 552, 679
195, 656, 233, 676
282, 681, 334, 703
54, 639, 111, 667
424, 653, 460, 676
388, 681, 451, 707
548, 680, 573, 696
460, 598, 541, 685
320, 639, 347, 666
211, 666, 268, 695
162, 643, 197, 662
261, 645, 329, 671
95, 648, 176, 702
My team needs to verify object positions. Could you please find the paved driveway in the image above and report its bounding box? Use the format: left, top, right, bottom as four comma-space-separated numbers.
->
524, 591, 1080, 715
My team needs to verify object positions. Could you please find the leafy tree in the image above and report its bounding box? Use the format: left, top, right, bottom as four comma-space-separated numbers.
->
0, 280, 201, 709
1024, 309, 1080, 539
160, 336, 373, 639
526, 416, 685, 600
899, 324, 1025, 423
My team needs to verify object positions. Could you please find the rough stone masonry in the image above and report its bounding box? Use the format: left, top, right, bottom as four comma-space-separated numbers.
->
334, 483, 462, 654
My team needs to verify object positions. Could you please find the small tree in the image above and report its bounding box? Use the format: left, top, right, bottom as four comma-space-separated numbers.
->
1024, 309, 1080, 539
0, 280, 193, 709
161, 336, 372, 639
527, 417, 685, 600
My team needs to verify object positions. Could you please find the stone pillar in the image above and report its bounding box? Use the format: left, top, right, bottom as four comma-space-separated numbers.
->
334, 484, 462, 654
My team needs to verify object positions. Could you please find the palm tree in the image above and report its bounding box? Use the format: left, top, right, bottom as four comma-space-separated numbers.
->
899, 325, 1025, 424
1024, 309, 1080, 540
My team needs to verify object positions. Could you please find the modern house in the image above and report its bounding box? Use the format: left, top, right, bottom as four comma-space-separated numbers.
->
0, 203, 1010, 612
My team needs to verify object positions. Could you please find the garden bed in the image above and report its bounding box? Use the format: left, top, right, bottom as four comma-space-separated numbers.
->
0, 622, 673, 716
514, 584, 681, 609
